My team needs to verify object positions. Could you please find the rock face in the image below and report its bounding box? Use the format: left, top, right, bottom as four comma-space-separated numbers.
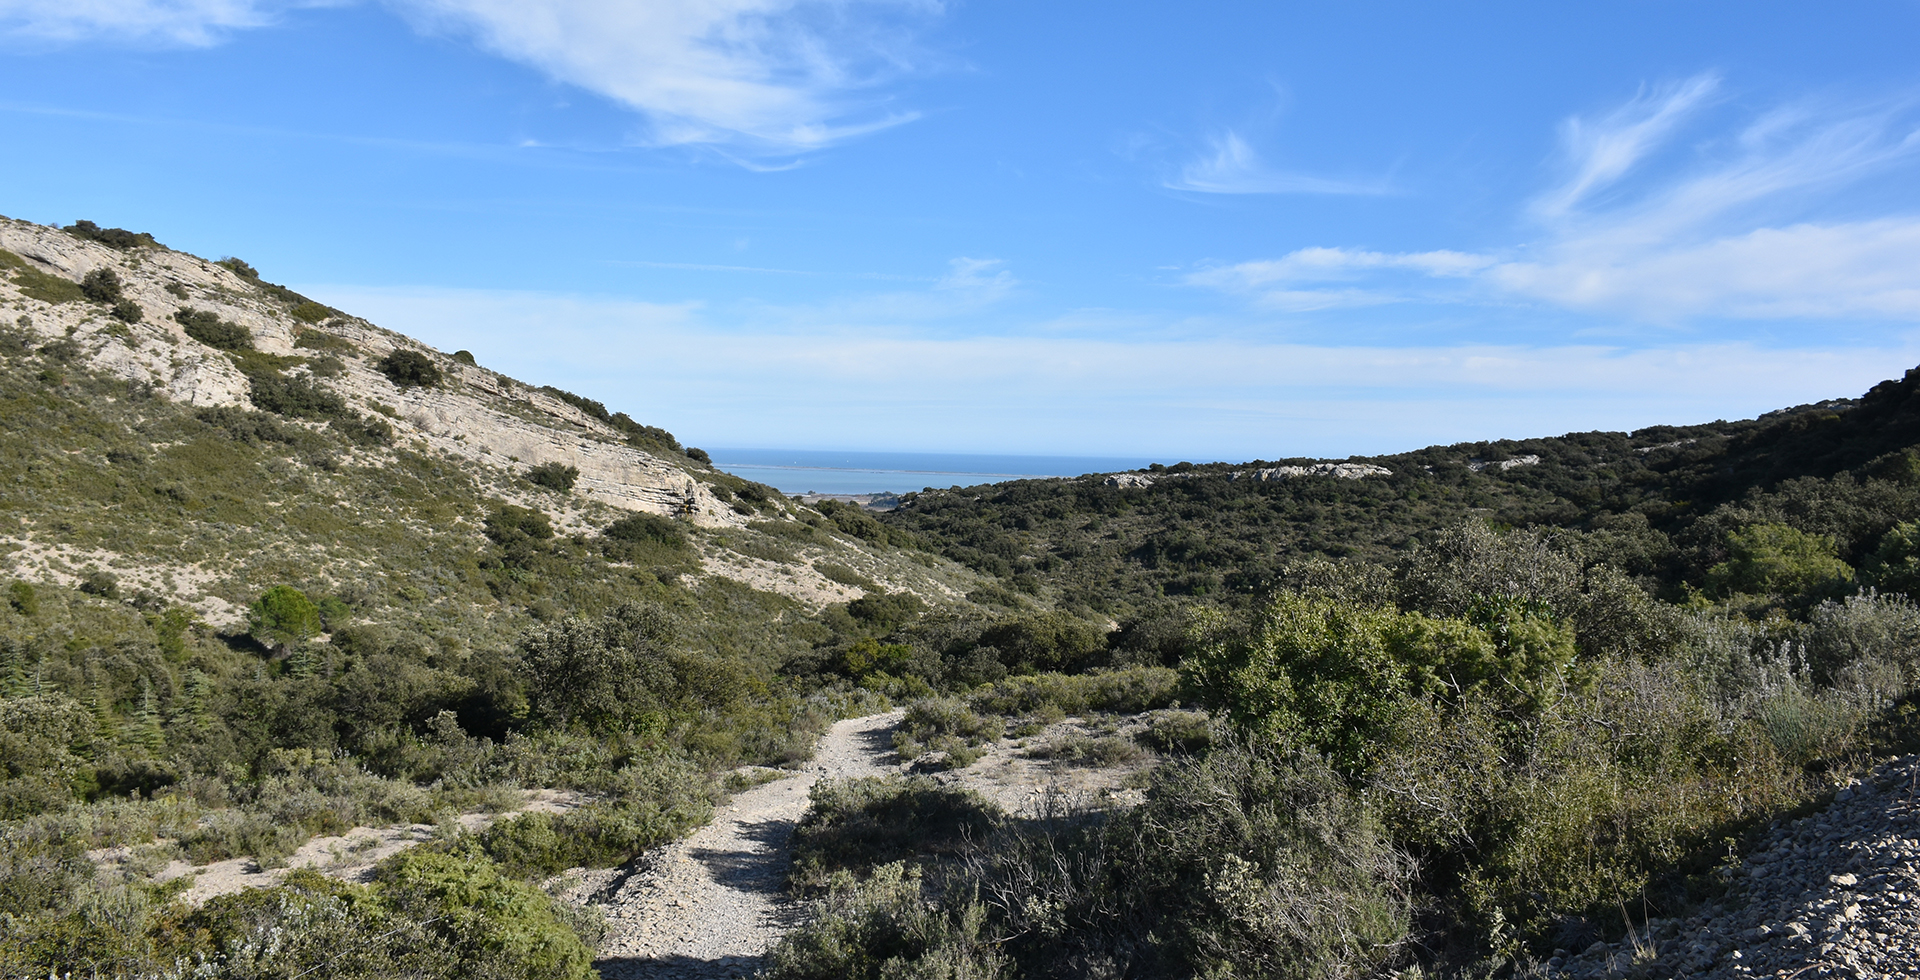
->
1233, 462, 1393, 481
1104, 473, 1156, 489
1467, 454, 1541, 472
0, 215, 744, 528
1550, 755, 1920, 979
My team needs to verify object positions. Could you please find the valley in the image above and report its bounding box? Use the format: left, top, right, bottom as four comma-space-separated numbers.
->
4, 214, 1920, 979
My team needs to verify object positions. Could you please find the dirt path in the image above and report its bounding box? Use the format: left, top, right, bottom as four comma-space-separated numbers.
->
587, 711, 903, 980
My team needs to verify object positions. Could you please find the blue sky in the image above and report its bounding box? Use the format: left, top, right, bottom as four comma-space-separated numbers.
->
3, 1, 1920, 460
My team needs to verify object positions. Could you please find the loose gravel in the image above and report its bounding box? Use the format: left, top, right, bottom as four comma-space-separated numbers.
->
1550, 756, 1920, 979
584, 711, 903, 979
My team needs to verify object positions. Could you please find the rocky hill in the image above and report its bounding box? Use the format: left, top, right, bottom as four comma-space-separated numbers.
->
0, 214, 987, 631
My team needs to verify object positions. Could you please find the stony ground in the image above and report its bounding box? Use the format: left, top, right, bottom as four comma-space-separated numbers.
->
1550, 755, 1920, 979
579, 712, 904, 979
573, 710, 1153, 978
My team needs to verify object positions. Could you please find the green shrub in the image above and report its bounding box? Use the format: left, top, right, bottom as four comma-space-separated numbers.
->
377, 349, 442, 388
1707, 522, 1854, 598
685, 447, 710, 464
477, 790, 709, 878
78, 570, 119, 598
109, 299, 143, 323
816, 562, 877, 590
789, 777, 1003, 891
1137, 708, 1213, 753
968, 666, 1179, 718
1099, 744, 1413, 979
8, 581, 38, 616
0, 694, 95, 817
524, 462, 579, 493
764, 862, 1009, 980
750, 519, 820, 542
978, 611, 1108, 673
1181, 593, 1586, 773
66, 220, 158, 249
289, 301, 333, 323
1025, 733, 1142, 766
174, 308, 253, 350
294, 327, 357, 353
604, 512, 684, 549
486, 504, 553, 544
79, 268, 123, 303
453, 349, 476, 365
217, 257, 259, 279
519, 604, 673, 732
250, 585, 321, 648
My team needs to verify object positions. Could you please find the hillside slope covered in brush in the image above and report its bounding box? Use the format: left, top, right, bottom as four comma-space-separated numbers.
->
0, 216, 1021, 979
12, 212, 1920, 980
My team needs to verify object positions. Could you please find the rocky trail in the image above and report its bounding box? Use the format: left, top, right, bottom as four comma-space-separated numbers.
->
581, 711, 904, 979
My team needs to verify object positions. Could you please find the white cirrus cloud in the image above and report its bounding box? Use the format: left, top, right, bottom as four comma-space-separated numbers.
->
1193, 77, 1920, 322
0, 0, 295, 45
1166, 130, 1390, 195
390, 0, 939, 152
0, 0, 942, 154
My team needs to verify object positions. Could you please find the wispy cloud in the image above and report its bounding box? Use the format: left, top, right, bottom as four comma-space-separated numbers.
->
0, 0, 299, 45
0, 0, 942, 155
1192, 77, 1920, 321
391, 0, 937, 154
1533, 74, 1720, 219
302, 281, 1920, 456
1166, 130, 1389, 195
1188, 247, 1494, 310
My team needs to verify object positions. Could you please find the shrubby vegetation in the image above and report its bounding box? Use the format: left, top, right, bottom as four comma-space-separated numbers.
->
764, 367, 1920, 975
525, 461, 580, 493
376, 348, 442, 388
174, 308, 253, 351
20, 232, 1920, 975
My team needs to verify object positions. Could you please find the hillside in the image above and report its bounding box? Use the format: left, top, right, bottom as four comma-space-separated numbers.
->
878, 374, 1920, 617
9, 212, 1920, 980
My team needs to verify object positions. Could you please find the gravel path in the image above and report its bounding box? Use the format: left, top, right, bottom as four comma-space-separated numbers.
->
589, 711, 903, 979
1550, 755, 1920, 979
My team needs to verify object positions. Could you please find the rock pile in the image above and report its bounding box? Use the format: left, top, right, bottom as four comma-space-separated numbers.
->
1550, 756, 1920, 979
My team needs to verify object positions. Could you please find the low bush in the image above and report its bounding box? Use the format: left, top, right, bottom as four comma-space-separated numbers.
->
1025, 733, 1143, 767
80, 268, 123, 303
476, 795, 709, 878
763, 862, 1009, 980
525, 462, 579, 493
815, 562, 877, 590
289, 301, 333, 323
294, 327, 357, 354
66, 221, 158, 250
174, 308, 253, 350
788, 776, 1003, 891
1137, 708, 1213, 753
968, 666, 1179, 718
377, 349, 442, 388
110, 299, 143, 323
217, 257, 259, 279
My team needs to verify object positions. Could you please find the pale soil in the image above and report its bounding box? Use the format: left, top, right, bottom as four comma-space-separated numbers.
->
89, 789, 587, 905
0, 537, 240, 626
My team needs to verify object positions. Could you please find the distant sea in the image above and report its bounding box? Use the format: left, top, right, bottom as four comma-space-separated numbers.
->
705, 448, 1170, 495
